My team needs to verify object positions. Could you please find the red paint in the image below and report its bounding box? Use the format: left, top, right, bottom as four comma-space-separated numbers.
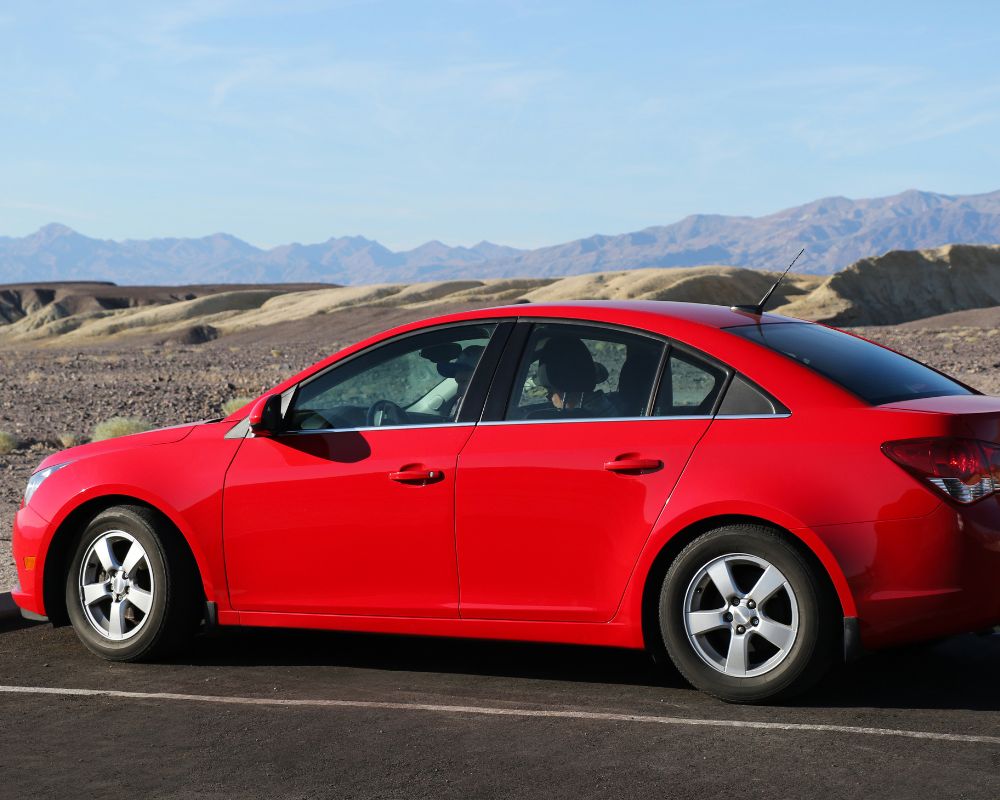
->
455, 419, 709, 622
11, 301, 1000, 654
223, 426, 472, 616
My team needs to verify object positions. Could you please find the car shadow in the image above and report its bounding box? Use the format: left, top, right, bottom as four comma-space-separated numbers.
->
181, 625, 1000, 711
188, 626, 672, 689
806, 633, 1000, 712
0, 615, 41, 635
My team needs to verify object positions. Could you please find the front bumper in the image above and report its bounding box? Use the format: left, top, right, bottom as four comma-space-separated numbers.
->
10, 502, 51, 619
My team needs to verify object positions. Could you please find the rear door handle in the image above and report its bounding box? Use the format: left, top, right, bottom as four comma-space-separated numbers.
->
389, 468, 443, 483
603, 457, 663, 473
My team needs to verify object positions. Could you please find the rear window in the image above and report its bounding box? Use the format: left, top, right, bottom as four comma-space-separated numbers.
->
727, 322, 973, 405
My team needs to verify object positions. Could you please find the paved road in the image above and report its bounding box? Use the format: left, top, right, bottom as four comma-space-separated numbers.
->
1, 618, 997, 800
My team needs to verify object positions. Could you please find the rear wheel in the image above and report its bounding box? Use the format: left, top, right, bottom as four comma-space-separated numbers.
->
659, 525, 835, 703
65, 505, 200, 661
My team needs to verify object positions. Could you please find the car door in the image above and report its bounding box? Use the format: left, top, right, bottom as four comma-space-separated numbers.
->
455, 321, 727, 623
223, 321, 503, 617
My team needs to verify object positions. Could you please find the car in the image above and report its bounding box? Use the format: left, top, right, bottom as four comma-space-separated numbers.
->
10, 300, 1000, 702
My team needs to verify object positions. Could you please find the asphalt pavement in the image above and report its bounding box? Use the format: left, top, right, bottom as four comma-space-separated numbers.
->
1, 615, 998, 800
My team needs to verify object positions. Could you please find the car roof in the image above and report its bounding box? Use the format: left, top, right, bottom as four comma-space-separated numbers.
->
435, 299, 797, 330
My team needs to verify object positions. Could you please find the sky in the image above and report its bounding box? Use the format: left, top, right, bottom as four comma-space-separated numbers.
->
2, 1, 999, 250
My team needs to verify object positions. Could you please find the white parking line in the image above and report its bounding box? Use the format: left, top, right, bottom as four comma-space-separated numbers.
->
1, 684, 998, 745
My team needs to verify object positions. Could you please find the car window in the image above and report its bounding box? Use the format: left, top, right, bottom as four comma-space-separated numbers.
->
727, 322, 972, 405
716, 374, 784, 416
506, 323, 664, 421
289, 323, 496, 430
652, 349, 727, 416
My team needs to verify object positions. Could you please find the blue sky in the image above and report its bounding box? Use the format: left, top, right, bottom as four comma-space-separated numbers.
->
2, 1, 999, 249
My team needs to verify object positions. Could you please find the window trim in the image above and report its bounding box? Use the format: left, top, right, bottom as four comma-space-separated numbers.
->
495, 319, 670, 423
483, 317, 746, 425
279, 421, 477, 436
280, 319, 506, 436
232, 316, 795, 438
650, 342, 734, 419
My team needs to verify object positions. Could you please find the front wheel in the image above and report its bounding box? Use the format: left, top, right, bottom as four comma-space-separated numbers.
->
65, 505, 200, 661
659, 525, 836, 703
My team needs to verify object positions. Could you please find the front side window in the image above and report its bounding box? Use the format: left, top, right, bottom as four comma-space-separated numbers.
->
506, 323, 664, 420
727, 322, 973, 405
289, 323, 496, 430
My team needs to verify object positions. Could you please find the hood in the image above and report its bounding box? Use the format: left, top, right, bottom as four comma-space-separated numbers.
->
35, 423, 200, 473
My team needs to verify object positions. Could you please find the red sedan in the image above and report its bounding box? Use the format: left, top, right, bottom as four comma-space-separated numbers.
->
11, 301, 1000, 702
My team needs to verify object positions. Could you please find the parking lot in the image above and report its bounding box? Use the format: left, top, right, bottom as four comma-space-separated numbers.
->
1, 614, 998, 799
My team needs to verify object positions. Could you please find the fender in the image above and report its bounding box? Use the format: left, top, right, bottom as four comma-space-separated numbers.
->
612, 498, 859, 639
36, 483, 229, 620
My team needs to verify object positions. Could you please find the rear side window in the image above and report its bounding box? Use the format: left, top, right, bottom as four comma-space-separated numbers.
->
717, 375, 785, 416
506, 323, 665, 420
653, 349, 727, 416
727, 322, 972, 405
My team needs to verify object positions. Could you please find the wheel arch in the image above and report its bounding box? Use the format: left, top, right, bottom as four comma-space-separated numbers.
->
42, 494, 207, 626
637, 513, 856, 659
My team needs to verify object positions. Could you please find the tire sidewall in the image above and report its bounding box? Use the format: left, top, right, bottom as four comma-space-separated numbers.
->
65, 508, 171, 661
659, 527, 830, 703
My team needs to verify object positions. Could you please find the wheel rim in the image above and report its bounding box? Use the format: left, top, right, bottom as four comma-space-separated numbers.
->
682, 553, 799, 678
78, 530, 155, 642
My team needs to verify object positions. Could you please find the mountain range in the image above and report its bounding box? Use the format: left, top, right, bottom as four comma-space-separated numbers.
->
3, 189, 1000, 285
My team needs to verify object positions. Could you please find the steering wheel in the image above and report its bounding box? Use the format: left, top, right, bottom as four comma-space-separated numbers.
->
366, 399, 409, 427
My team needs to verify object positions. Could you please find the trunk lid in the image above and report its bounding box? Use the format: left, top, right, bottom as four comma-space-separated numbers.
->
881, 394, 1000, 442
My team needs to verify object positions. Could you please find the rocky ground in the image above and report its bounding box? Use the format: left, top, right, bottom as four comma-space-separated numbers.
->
2, 311, 998, 593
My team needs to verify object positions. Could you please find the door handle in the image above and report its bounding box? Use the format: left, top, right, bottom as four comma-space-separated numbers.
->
603, 457, 663, 473
389, 468, 443, 483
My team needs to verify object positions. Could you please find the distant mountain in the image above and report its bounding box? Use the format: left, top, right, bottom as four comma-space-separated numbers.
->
5, 245, 1000, 346
3, 189, 1000, 284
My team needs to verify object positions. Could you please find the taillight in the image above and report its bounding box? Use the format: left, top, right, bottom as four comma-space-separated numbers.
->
882, 438, 1000, 504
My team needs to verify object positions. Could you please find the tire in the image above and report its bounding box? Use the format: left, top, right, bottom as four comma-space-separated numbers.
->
65, 505, 200, 661
658, 524, 836, 703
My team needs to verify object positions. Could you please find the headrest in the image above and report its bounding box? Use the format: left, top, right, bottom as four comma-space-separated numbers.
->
437, 344, 485, 378
536, 335, 597, 394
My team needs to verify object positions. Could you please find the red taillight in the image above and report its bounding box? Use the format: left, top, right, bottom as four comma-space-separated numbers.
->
882, 437, 999, 504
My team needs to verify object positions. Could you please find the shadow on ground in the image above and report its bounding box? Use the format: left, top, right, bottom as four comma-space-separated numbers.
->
3, 617, 998, 712
178, 624, 1000, 712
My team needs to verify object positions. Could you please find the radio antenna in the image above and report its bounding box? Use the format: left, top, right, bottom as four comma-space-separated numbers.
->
732, 248, 805, 316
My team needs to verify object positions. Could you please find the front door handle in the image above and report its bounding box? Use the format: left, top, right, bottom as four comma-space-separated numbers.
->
389, 467, 443, 483
603, 457, 663, 473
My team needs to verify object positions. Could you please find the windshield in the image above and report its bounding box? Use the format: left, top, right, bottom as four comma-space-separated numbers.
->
727, 322, 973, 405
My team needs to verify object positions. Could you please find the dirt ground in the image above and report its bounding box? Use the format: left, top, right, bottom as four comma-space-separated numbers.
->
2, 308, 998, 592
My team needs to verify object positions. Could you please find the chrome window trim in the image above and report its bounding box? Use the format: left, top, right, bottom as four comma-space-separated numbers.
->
250, 414, 792, 439
479, 415, 714, 426
251, 412, 791, 436
273, 422, 476, 436
478, 412, 791, 426
711, 413, 791, 420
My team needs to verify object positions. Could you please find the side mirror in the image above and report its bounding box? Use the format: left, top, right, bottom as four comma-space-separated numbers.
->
248, 394, 284, 437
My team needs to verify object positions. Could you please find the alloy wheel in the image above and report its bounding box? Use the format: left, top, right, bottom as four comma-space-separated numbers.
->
77, 530, 156, 641
682, 552, 799, 678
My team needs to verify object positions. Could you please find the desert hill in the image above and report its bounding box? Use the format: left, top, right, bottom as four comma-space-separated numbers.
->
4, 190, 1000, 284
1, 244, 999, 346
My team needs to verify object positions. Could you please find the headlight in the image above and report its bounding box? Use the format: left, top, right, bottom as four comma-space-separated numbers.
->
24, 462, 71, 507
